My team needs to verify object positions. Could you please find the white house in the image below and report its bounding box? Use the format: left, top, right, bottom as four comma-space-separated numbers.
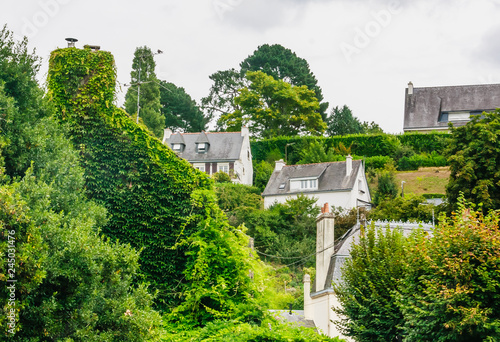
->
162, 127, 253, 185
303, 207, 434, 340
403, 82, 500, 132
261, 157, 371, 210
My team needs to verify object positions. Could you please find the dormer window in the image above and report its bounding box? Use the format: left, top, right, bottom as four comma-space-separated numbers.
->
197, 142, 207, 153
172, 143, 182, 152
290, 177, 318, 191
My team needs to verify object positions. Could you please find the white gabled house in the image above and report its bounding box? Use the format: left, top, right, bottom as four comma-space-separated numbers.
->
162, 127, 253, 185
261, 156, 371, 210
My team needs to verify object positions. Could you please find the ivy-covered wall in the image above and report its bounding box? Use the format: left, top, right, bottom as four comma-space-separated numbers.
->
47, 47, 212, 309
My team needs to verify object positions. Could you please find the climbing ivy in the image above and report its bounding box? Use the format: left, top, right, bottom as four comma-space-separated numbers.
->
47, 47, 212, 310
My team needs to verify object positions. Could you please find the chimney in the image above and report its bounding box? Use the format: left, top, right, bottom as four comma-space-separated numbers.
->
241, 125, 249, 137
162, 128, 173, 144
65, 37, 78, 48
408, 81, 414, 95
275, 159, 286, 172
315, 209, 335, 292
346, 154, 352, 176
303, 274, 313, 320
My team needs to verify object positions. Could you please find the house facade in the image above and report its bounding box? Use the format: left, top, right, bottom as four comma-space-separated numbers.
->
162, 127, 253, 185
403, 82, 500, 132
303, 209, 433, 340
261, 157, 371, 210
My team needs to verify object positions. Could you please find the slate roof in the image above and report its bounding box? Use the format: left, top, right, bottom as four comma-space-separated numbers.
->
404, 83, 500, 131
165, 131, 243, 162
262, 160, 362, 197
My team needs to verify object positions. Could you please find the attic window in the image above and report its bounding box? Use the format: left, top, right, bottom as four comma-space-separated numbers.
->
197, 143, 207, 153
279, 183, 286, 190
172, 143, 182, 151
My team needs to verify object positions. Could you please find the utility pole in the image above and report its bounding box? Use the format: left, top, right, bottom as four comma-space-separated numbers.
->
128, 49, 163, 124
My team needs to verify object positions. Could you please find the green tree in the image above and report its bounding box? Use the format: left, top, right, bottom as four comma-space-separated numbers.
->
253, 160, 275, 193
0, 28, 161, 339
326, 105, 364, 136
240, 43, 329, 120
124, 46, 165, 137
201, 68, 246, 128
160, 80, 208, 132
362, 120, 384, 134
219, 71, 325, 138
373, 170, 398, 205
298, 140, 342, 164
333, 223, 408, 342
446, 110, 500, 212
398, 201, 500, 341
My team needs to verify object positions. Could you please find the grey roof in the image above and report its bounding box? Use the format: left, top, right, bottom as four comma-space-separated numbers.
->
404, 83, 500, 131
195, 131, 210, 144
165, 131, 243, 162
262, 160, 362, 197
170, 133, 185, 144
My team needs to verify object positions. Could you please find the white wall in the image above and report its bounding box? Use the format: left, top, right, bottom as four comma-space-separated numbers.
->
264, 190, 353, 209
235, 131, 253, 185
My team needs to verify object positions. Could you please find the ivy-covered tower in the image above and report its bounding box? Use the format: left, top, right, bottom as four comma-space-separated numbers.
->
47, 46, 212, 310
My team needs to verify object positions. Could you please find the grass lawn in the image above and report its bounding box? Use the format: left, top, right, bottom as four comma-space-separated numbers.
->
369, 167, 450, 197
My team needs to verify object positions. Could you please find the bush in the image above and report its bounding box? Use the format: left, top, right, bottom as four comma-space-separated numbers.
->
397, 152, 448, 171
364, 155, 394, 171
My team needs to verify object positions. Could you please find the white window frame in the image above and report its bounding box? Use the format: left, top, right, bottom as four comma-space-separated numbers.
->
290, 177, 318, 191
217, 163, 229, 174
172, 143, 182, 151
197, 143, 207, 152
193, 163, 205, 172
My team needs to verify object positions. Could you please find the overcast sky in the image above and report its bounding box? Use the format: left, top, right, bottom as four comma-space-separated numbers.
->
2, 0, 500, 133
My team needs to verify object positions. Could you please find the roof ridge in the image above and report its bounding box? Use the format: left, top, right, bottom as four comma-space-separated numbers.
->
284, 160, 360, 168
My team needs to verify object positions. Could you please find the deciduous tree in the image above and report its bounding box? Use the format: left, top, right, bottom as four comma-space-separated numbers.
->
240, 44, 329, 119
446, 110, 500, 212
219, 71, 325, 138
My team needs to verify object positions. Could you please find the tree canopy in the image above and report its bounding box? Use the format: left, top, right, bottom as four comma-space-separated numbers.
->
124, 46, 165, 137
218, 71, 325, 138
201, 68, 246, 127
160, 80, 207, 132
0, 27, 161, 340
240, 43, 329, 119
446, 110, 500, 213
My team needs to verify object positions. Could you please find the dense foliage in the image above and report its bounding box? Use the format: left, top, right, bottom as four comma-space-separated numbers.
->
0, 27, 161, 340
398, 201, 500, 341
446, 110, 500, 212
160, 80, 207, 132
240, 43, 329, 119
47, 46, 212, 310
219, 71, 325, 138
250, 133, 449, 166
336, 199, 500, 341
334, 223, 408, 341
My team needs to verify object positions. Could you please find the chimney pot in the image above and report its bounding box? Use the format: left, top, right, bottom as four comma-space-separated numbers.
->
408, 81, 414, 95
